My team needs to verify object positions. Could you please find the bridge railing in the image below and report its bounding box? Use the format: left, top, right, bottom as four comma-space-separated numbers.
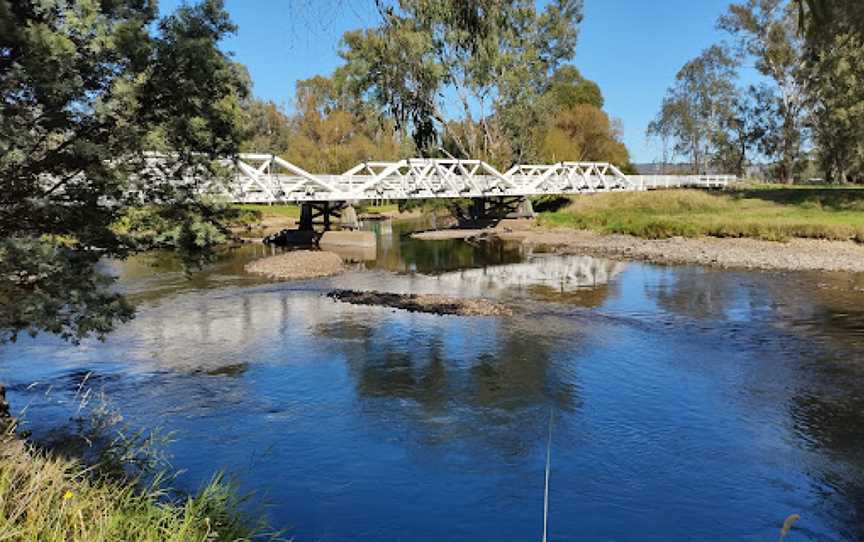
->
626, 175, 737, 190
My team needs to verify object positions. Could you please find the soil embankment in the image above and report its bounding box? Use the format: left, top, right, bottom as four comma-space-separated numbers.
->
245, 250, 344, 280
327, 289, 512, 316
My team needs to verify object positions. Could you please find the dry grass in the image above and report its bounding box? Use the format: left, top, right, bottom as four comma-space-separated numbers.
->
0, 437, 265, 542
539, 188, 864, 242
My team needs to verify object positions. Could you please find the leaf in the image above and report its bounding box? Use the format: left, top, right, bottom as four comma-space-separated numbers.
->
780, 513, 801, 540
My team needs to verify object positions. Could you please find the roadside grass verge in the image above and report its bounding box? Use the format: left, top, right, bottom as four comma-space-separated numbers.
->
0, 437, 267, 542
538, 188, 864, 242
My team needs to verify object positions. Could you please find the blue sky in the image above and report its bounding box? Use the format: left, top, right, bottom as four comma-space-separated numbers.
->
159, 0, 734, 162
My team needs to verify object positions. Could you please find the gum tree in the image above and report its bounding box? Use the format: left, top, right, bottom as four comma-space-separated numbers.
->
337, 0, 584, 165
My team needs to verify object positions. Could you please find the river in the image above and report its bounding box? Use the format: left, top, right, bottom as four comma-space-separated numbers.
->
2, 219, 864, 541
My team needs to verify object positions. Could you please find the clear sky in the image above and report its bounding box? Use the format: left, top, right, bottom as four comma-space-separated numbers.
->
159, 0, 735, 163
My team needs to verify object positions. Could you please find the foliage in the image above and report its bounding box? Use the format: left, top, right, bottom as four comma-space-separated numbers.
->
0, 0, 249, 342
648, 46, 744, 175
719, 0, 807, 182
541, 65, 604, 111
540, 187, 864, 241
0, 239, 134, 344
284, 74, 410, 173
337, 0, 584, 164
539, 105, 630, 166
240, 99, 293, 154
804, 32, 864, 183
650, 0, 812, 181
0, 437, 267, 542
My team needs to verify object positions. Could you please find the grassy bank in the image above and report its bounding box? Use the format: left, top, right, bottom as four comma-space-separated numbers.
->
235, 202, 401, 220
539, 187, 864, 242
0, 437, 265, 542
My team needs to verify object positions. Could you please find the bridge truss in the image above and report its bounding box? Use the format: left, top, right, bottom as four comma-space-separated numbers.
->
217, 154, 734, 205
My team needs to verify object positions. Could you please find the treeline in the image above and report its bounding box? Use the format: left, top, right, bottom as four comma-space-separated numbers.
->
241, 0, 635, 173
649, 0, 864, 183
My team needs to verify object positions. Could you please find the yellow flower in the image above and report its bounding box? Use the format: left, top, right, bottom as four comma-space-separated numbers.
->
63, 491, 74, 501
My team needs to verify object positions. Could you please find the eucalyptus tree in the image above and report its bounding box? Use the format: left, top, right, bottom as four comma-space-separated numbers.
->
719, 0, 807, 182
648, 46, 741, 174
0, 0, 249, 350
805, 33, 864, 182
337, 0, 584, 164
793, 0, 864, 182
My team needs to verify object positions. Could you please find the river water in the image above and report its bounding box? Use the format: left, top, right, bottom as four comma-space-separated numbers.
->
3, 220, 864, 541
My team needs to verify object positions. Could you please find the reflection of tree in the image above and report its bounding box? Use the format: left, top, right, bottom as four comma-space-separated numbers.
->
650, 269, 864, 539
649, 268, 737, 320
788, 385, 864, 541
365, 219, 525, 274
318, 314, 582, 455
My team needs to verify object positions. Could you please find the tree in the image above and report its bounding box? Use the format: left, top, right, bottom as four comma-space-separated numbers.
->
282, 73, 411, 173
719, 0, 807, 182
541, 65, 604, 111
241, 99, 293, 154
0, 0, 249, 349
805, 32, 864, 182
648, 46, 741, 174
793, 0, 864, 182
539, 104, 631, 166
337, 0, 584, 164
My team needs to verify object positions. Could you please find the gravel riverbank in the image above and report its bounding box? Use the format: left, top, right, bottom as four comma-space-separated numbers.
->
245, 250, 345, 280
415, 223, 864, 272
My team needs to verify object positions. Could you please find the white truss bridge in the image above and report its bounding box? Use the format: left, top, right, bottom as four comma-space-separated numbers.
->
215, 154, 735, 204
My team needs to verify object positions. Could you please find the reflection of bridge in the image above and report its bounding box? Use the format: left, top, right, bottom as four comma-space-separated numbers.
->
434, 254, 626, 296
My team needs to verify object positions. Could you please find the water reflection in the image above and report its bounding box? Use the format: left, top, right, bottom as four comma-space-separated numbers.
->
365, 218, 526, 274
434, 254, 625, 306
316, 313, 582, 454
4, 226, 864, 541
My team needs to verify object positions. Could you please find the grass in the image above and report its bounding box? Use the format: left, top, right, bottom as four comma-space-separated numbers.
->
0, 437, 268, 542
234, 203, 301, 220
538, 187, 864, 242
234, 202, 401, 220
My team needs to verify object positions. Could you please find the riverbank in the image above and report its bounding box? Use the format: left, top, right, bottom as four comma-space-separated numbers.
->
411, 187, 864, 272
509, 229, 864, 272
0, 436, 261, 541
540, 187, 864, 242
416, 226, 864, 272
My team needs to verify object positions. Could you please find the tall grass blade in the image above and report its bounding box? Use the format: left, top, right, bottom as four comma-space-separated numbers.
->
542, 408, 553, 542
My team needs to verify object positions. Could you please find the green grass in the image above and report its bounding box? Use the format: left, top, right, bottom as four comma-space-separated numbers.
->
234, 203, 301, 220
0, 438, 269, 542
234, 202, 402, 220
539, 187, 864, 242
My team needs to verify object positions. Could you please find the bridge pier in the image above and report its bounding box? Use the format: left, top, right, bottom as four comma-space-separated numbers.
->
467, 197, 535, 222
298, 202, 345, 232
